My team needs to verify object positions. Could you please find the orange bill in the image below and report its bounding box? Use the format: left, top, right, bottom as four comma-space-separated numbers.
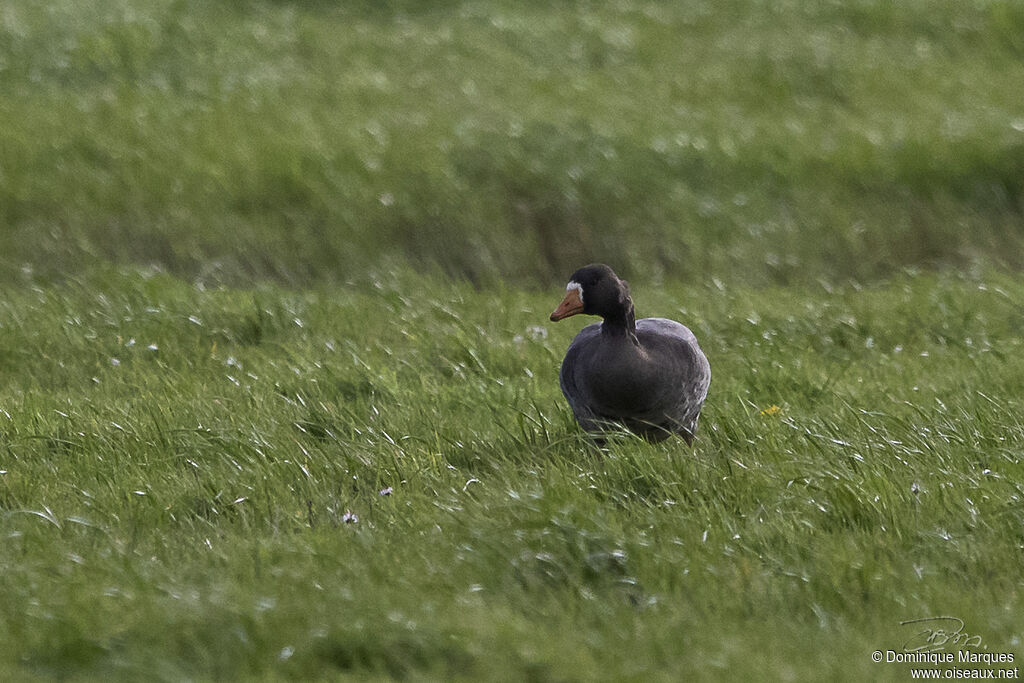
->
550, 287, 584, 321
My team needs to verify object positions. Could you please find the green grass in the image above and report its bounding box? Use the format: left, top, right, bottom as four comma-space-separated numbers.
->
1, 0, 1023, 285
1, 267, 1022, 679
2, 0, 1024, 679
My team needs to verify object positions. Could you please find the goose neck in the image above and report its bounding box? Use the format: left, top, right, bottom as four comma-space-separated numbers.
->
601, 311, 639, 346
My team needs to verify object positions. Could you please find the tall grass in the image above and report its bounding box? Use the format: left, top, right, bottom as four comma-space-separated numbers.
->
1, 0, 1023, 286
2, 0, 1024, 678
0, 267, 1022, 678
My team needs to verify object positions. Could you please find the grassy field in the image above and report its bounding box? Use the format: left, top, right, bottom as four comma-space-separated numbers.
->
2, 0, 1024, 286
2, 0, 1024, 680
1, 268, 1023, 680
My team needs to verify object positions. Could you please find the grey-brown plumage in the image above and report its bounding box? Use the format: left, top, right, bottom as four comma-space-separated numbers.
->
550, 264, 710, 443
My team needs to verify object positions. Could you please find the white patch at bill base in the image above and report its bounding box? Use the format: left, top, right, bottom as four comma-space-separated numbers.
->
566, 281, 584, 305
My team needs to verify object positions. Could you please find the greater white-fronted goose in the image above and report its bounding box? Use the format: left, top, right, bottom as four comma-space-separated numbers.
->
550, 264, 711, 443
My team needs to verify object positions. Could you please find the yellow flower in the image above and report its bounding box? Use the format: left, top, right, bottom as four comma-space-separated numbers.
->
760, 404, 782, 416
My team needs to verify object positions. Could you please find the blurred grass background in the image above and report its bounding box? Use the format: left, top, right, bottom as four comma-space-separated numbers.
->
2, 0, 1023, 287
3, 2, 1024, 679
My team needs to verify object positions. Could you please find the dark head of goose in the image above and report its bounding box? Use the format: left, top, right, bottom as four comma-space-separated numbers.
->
549, 264, 636, 329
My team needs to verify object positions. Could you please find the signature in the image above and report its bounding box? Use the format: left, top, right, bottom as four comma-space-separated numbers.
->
900, 616, 984, 652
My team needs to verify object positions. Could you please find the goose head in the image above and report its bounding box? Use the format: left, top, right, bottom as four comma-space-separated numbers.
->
550, 264, 634, 327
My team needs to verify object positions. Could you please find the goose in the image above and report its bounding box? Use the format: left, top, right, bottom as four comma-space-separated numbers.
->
549, 264, 711, 443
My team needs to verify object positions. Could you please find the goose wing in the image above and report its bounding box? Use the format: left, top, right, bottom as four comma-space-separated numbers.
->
635, 318, 711, 436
